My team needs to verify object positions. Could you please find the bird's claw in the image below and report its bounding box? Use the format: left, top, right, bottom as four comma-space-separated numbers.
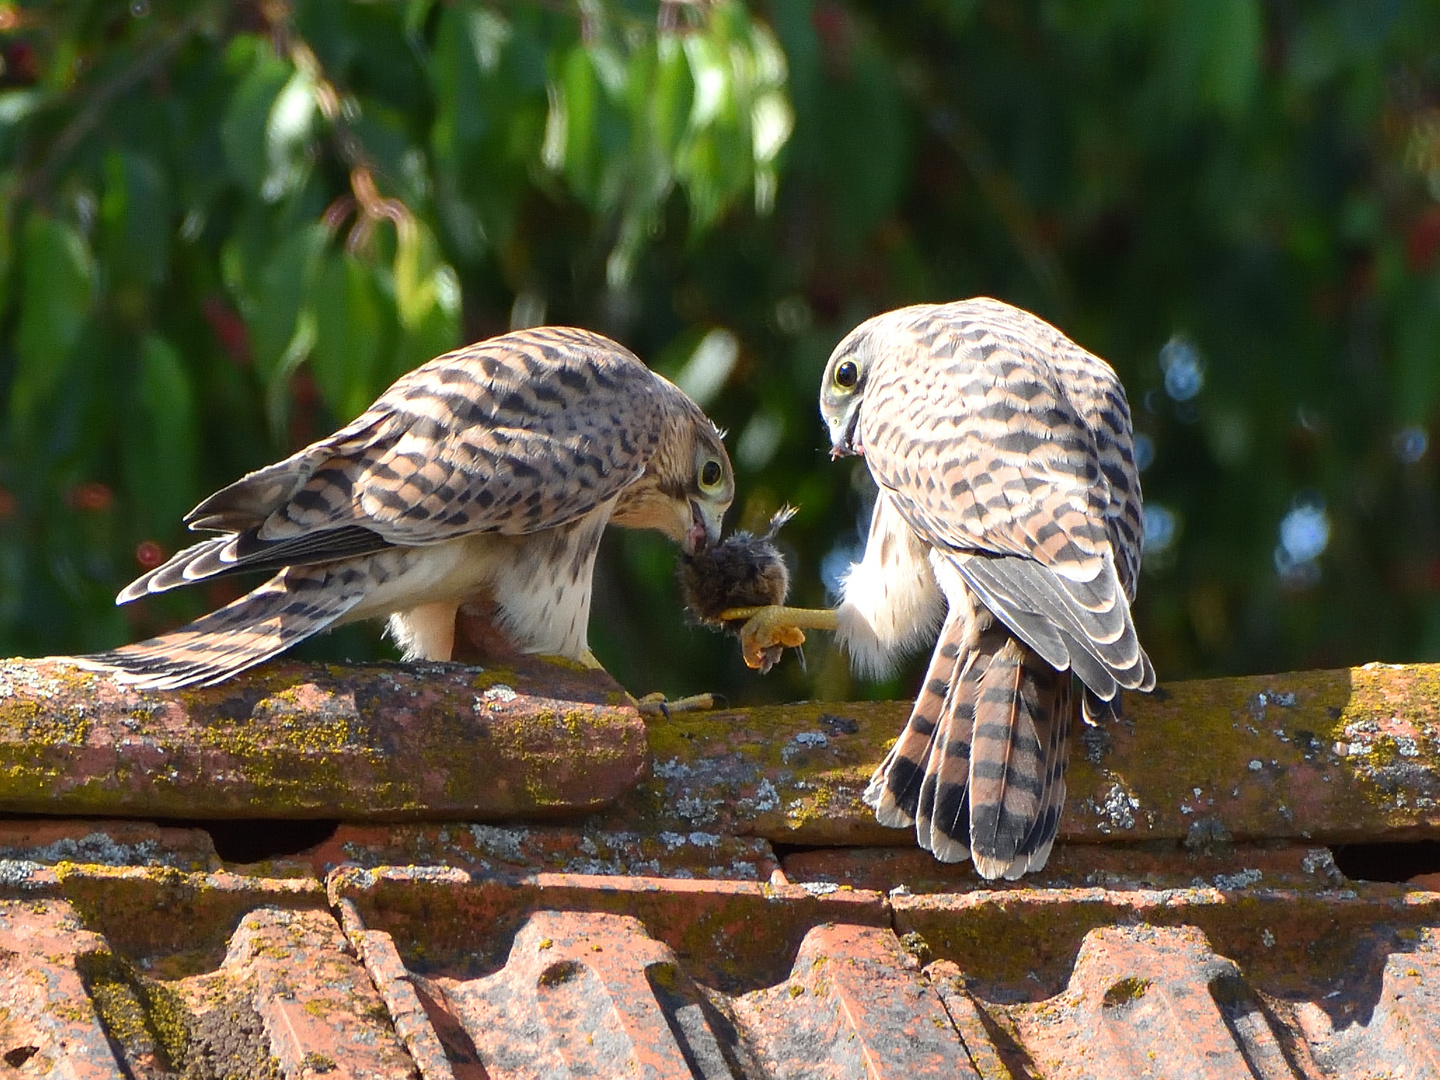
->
720, 605, 809, 671
635, 691, 726, 717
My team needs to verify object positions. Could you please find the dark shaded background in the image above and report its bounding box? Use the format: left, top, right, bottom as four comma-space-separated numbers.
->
1, 0, 1437, 706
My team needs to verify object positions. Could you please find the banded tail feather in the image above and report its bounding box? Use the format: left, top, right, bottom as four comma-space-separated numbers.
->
862, 607, 1074, 880
864, 613, 968, 833
72, 563, 370, 690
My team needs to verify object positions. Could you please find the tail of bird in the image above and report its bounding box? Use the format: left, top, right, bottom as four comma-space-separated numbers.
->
71, 564, 370, 690
863, 609, 1072, 880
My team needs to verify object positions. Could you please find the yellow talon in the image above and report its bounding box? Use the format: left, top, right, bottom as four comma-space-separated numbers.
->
633, 691, 724, 717
719, 605, 840, 670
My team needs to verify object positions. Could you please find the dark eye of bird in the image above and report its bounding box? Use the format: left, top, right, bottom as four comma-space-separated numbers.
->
835, 359, 859, 389
701, 460, 722, 487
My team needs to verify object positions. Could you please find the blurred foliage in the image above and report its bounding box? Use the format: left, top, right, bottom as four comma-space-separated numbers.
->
1, 0, 1438, 705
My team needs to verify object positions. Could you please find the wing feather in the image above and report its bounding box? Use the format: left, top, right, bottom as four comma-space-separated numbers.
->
861, 301, 1129, 579
252, 327, 666, 547
123, 327, 666, 600
856, 300, 1154, 697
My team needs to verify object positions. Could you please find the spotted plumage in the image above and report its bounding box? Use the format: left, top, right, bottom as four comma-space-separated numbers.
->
75, 326, 734, 689
823, 298, 1154, 879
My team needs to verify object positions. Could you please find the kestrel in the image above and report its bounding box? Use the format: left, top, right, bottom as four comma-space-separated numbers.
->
77, 326, 735, 690
730, 299, 1154, 879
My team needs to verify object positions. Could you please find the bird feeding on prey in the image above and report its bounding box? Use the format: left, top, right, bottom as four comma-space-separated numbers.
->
677, 505, 797, 673
727, 299, 1154, 879
73, 326, 735, 690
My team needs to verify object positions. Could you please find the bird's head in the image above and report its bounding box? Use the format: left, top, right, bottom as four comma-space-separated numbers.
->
613, 412, 734, 555
682, 421, 735, 554
820, 330, 873, 459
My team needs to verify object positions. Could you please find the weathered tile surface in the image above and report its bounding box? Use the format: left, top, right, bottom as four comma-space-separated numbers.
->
0, 656, 645, 820
602, 662, 1440, 848
0, 657, 1436, 1075
4, 657, 1438, 849
0, 859, 1430, 1077
0, 899, 127, 1080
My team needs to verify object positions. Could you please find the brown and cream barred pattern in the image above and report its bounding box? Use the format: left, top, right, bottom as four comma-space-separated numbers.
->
176, 325, 686, 550
79, 326, 733, 689
830, 298, 1154, 878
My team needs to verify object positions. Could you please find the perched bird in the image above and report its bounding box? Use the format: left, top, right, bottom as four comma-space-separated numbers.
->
676, 505, 796, 672
728, 299, 1154, 879
75, 326, 735, 689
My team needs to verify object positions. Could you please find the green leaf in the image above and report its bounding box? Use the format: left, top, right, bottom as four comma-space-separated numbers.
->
432, 4, 489, 162
390, 221, 461, 377
1159, 0, 1261, 122
263, 68, 319, 202
1202, 0, 1262, 119
395, 293, 460, 382
669, 4, 794, 230
265, 309, 317, 443
311, 252, 384, 421
464, 6, 512, 75
221, 43, 295, 195
683, 33, 731, 131
248, 223, 327, 385
404, 0, 435, 38
650, 34, 693, 159
393, 219, 458, 331
11, 215, 92, 438
100, 150, 170, 289
0, 87, 40, 126
122, 335, 198, 535
560, 45, 600, 203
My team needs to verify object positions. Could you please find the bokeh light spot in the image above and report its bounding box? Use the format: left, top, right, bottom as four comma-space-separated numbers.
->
737, 411, 785, 471
1133, 433, 1155, 472
1393, 425, 1428, 464
135, 541, 165, 569
1159, 336, 1204, 402
774, 295, 812, 335
675, 328, 739, 409
1143, 504, 1177, 554
1279, 502, 1330, 564
821, 541, 863, 600
67, 483, 113, 513
1275, 497, 1330, 588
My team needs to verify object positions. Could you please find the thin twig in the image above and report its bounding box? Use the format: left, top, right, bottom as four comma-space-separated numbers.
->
274, 24, 414, 253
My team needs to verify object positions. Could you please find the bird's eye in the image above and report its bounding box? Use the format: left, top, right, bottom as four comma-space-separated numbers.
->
834, 359, 860, 389
699, 459, 724, 489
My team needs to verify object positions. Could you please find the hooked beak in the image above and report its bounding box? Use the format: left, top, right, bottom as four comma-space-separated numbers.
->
829, 407, 864, 459
684, 500, 721, 555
